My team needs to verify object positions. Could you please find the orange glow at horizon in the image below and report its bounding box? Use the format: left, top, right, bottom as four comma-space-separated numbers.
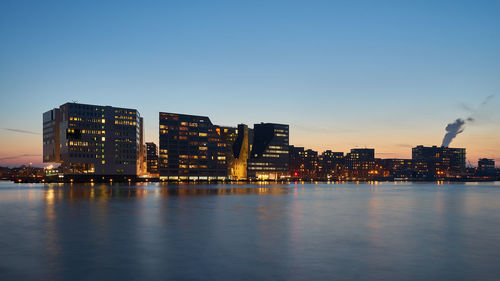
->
1, 125, 499, 168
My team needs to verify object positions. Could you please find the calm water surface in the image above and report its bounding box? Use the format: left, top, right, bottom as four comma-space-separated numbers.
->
1, 181, 499, 281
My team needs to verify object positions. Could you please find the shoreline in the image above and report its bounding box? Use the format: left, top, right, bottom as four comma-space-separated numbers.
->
5, 177, 499, 184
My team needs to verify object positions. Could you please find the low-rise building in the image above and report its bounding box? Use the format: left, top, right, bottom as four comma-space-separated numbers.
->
477, 158, 495, 177
345, 148, 379, 179
318, 150, 344, 180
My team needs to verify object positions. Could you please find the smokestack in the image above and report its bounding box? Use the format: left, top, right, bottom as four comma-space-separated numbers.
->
441, 118, 473, 147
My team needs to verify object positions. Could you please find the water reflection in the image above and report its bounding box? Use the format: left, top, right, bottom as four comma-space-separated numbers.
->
44, 186, 60, 280
41, 184, 292, 200
1, 181, 500, 280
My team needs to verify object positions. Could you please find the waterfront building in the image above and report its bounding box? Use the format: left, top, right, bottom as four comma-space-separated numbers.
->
412, 145, 466, 179
43, 102, 144, 177
289, 146, 306, 178
247, 123, 289, 180
0, 167, 10, 180
477, 158, 495, 177
219, 124, 253, 180
289, 146, 319, 179
146, 142, 159, 175
345, 148, 379, 179
380, 158, 413, 179
159, 112, 228, 180
318, 150, 344, 179
138, 117, 147, 176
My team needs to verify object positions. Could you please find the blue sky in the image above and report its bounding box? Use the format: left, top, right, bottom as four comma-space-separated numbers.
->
1, 0, 499, 166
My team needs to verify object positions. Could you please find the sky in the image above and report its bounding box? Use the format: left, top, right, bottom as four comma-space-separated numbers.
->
1, 0, 499, 167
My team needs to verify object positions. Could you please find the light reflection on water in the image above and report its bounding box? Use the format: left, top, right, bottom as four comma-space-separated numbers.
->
1, 181, 500, 281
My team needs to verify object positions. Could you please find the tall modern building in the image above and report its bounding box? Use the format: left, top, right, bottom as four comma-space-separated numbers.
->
43, 102, 144, 177
247, 123, 289, 180
146, 142, 159, 175
159, 112, 228, 180
412, 145, 466, 178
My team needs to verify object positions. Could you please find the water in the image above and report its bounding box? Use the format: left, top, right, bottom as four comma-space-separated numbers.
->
1, 181, 499, 281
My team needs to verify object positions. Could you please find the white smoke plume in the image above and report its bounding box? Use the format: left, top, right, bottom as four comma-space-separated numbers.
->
441, 95, 494, 147
441, 118, 473, 147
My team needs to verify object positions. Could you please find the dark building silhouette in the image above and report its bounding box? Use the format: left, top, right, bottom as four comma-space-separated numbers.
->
247, 123, 289, 180
318, 150, 344, 179
345, 148, 379, 179
289, 146, 319, 179
289, 146, 306, 178
412, 145, 466, 179
159, 112, 228, 180
43, 108, 62, 163
304, 149, 319, 178
219, 124, 253, 180
146, 142, 159, 175
43, 102, 145, 177
477, 158, 495, 177
380, 159, 413, 179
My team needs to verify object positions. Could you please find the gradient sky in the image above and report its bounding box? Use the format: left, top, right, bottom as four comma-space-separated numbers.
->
1, 0, 499, 167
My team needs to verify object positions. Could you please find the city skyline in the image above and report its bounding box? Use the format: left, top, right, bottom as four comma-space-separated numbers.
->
0, 99, 498, 167
32, 101, 487, 182
1, 0, 500, 166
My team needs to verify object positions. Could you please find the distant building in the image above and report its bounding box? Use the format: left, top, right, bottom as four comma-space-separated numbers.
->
158, 112, 228, 181
477, 158, 495, 177
43, 102, 144, 177
380, 159, 413, 179
318, 150, 344, 179
219, 124, 253, 180
289, 146, 306, 178
0, 167, 12, 180
345, 148, 379, 179
146, 142, 159, 175
247, 123, 289, 180
412, 145, 466, 179
289, 146, 319, 179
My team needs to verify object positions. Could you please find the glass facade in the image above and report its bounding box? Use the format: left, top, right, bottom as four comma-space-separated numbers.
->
247, 123, 289, 180
412, 145, 466, 179
146, 142, 159, 175
159, 112, 228, 180
43, 103, 143, 176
